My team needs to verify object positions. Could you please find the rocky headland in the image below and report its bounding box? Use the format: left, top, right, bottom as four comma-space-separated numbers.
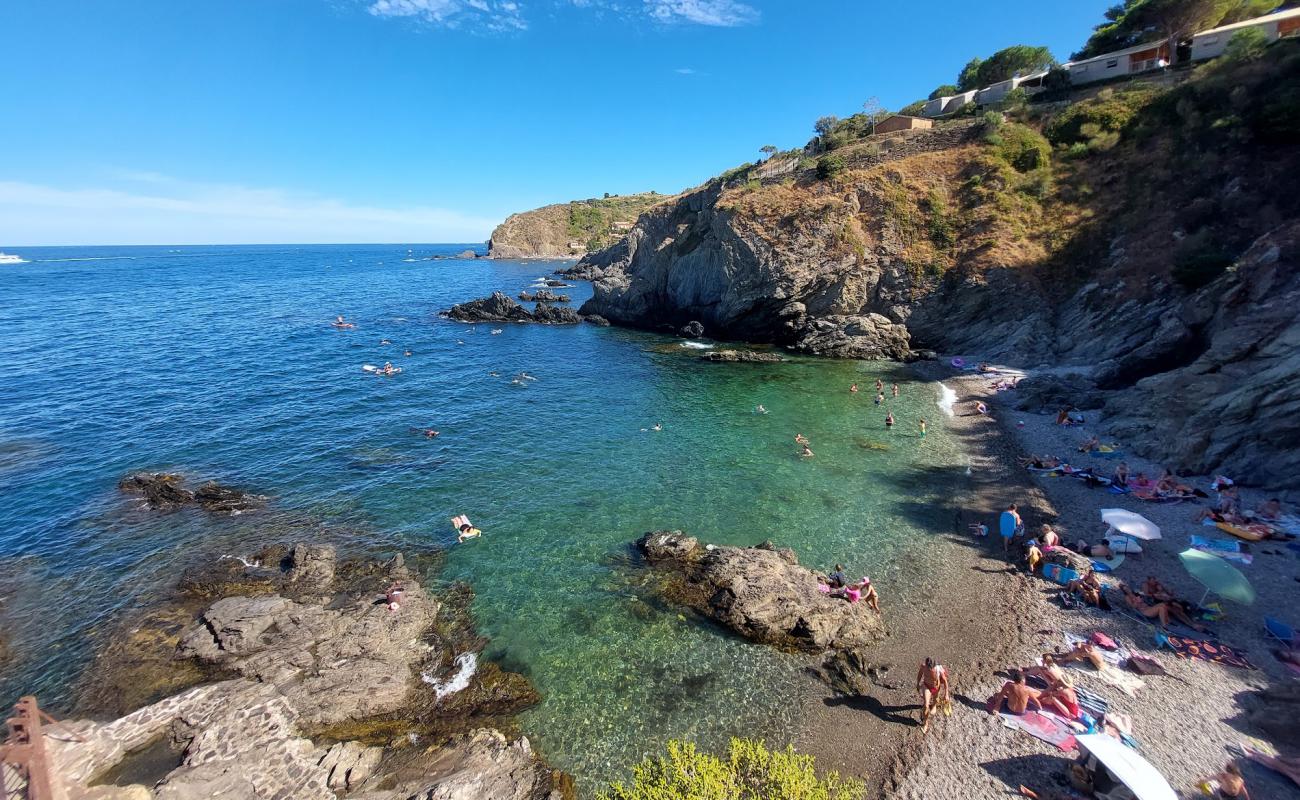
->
567, 50, 1300, 491
53, 543, 570, 800
487, 194, 669, 260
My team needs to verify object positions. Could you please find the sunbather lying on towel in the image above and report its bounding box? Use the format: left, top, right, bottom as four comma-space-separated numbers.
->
1050, 641, 1106, 671
1019, 454, 1061, 469
1020, 654, 1074, 688
1120, 584, 1207, 631
1039, 684, 1082, 719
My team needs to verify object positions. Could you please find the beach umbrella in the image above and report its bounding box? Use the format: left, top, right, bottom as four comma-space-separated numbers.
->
1099, 508, 1161, 540
1178, 548, 1256, 605
1075, 734, 1176, 800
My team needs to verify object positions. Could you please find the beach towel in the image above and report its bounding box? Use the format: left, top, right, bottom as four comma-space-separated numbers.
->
999, 510, 1018, 539
1065, 633, 1126, 667
1000, 710, 1078, 752
1043, 563, 1079, 586
1158, 633, 1257, 670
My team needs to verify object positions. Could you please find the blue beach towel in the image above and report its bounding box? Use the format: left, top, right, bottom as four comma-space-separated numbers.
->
1000, 510, 1017, 539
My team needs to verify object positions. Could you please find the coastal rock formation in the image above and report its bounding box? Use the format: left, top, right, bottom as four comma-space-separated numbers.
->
518, 289, 570, 303
446, 292, 533, 323
118, 473, 264, 513
582, 314, 610, 327
54, 545, 570, 800
634, 531, 886, 651
445, 293, 581, 325
530, 303, 582, 325
699, 350, 785, 363
815, 648, 892, 697
488, 194, 667, 260
680, 320, 705, 338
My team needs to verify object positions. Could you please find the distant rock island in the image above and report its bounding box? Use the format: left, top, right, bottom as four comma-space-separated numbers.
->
487, 193, 670, 259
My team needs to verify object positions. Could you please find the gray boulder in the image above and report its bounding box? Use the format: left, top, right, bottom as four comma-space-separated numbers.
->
635, 531, 886, 651
681, 320, 705, 338
531, 303, 582, 325
791, 314, 911, 360
399, 729, 569, 800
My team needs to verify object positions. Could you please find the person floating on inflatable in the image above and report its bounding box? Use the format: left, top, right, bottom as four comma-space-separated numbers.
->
332, 315, 355, 329
452, 515, 481, 543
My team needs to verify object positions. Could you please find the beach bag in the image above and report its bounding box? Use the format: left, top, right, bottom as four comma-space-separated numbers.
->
1090, 631, 1118, 650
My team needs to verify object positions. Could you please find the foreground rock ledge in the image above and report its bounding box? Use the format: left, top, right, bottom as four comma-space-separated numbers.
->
634, 531, 886, 651
51, 544, 570, 800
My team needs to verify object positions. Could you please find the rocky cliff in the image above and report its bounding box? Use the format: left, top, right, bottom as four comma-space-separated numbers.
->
487, 193, 670, 259
577, 44, 1300, 490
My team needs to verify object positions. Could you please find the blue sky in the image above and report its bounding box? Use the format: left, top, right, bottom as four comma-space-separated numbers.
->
0, 0, 1112, 245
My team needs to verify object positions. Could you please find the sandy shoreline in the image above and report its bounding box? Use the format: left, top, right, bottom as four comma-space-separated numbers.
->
796, 363, 1299, 799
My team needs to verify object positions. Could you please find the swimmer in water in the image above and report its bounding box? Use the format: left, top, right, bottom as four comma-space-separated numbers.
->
795, 434, 809, 445
652, 423, 663, 432
850, 383, 859, 394
423, 429, 439, 438
875, 379, 884, 393
404, 350, 412, 356
892, 383, 899, 397
800, 444, 814, 458
755, 404, 767, 414
380, 339, 391, 345
875, 392, 885, 405
332, 315, 355, 329
489, 371, 500, 377
381, 362, 396, 376
885, 411, 895, 428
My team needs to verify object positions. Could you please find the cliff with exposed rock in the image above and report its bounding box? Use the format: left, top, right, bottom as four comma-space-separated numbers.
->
577, 44, 1300, 490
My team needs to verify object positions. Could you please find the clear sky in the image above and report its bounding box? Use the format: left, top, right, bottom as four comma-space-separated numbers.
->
1, 0, 1112, 245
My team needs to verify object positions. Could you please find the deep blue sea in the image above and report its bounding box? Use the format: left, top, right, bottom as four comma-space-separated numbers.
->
0, 243, 970, 791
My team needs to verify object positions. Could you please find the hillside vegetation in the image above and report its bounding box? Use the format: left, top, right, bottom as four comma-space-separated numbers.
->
578, 39, 1300, 488
487, 193, 670, 259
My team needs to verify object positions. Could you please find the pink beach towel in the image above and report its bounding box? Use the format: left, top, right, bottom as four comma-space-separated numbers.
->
1000, 710, 1079, 752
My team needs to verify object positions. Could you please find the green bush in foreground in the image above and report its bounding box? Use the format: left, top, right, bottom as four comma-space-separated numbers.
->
599, 739, 865, 800
816, 154, 846, 180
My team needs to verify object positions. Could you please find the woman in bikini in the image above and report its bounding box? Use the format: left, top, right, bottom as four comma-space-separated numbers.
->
915, 658, 950, 733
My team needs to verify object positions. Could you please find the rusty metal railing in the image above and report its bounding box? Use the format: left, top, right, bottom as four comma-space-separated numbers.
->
0, 697, 58, 800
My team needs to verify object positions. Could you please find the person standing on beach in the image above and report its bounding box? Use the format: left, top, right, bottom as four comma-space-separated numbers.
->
919, 419, 927, 438
916, 658, 950, 732
999, 504, 1022, 555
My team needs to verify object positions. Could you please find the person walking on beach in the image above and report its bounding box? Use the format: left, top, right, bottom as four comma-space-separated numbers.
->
919, 419, 927, 438
916, 658, 950, 732
999, 503, 1022, 555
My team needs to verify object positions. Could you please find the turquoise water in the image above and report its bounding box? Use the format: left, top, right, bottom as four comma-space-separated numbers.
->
0, 245, 967, 791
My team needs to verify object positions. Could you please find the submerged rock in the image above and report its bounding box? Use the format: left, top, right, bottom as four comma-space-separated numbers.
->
118, 473, 263, 513
634, 531, 886, 651
700, 350, 785, 363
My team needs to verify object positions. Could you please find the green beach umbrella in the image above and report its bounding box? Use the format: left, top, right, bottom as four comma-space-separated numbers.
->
1178, 548, 1256, 605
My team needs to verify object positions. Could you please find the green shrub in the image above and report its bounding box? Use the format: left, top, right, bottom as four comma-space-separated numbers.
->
599, 739, 865, 800
1224, 27, 1269, 63
816, 154, 846, 180
994, 123, 1051, 172
980, 110, 1005, 137
1044, 86, 1159, 146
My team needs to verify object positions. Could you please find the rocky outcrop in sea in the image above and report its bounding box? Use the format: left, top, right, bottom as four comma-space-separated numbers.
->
634, 531, 886, 651
118, 473, 265, 513
445, 292, 582, 326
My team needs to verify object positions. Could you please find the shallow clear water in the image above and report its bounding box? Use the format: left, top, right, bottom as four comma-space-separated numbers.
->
0, 244, 967, 792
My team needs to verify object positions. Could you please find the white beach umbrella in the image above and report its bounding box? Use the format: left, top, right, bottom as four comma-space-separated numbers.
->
1075, 734, 1177, 800
1100, 508, 1161, 541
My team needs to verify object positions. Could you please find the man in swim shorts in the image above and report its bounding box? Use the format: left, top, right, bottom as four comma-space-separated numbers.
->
986, 671, 1042, 716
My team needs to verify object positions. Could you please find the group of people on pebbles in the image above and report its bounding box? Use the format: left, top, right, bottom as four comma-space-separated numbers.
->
949, 380, 1300, 799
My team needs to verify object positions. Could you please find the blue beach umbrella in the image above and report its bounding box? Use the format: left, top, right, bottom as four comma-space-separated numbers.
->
1178, 548, 1256, 605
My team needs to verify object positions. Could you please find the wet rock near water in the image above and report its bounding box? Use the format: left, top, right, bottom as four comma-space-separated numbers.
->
699, 349, 785, 363
519, 290, 570, 303
445, 292, 534, 323
530, 302, 582, 325
634, 531, 887, 651
543, 280, 572, 288
680, 320, 705, 338
118, 473, 264, 514
814, 649, 893, 697
445, 292, 581, 325
791, 313, 911, 360
582, 314, 611, 327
